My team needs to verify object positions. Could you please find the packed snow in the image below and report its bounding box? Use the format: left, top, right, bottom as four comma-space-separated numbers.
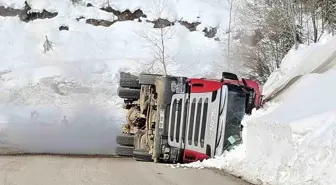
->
263, 34, 336, 101
0, 0, 229, 154
175, 35, 336, 185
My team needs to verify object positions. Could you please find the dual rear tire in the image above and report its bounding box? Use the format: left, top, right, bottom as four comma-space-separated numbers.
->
119, 72, 141, 89
115, 134, 152, 162
116, 72, 159, 160
117, 73, 160, 100
115, 134, 134, 157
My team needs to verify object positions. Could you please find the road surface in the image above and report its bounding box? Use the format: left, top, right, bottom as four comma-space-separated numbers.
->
0, 155, 252, 185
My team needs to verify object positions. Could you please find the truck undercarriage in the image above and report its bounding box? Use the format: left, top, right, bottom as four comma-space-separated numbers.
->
115, 72, 261, 163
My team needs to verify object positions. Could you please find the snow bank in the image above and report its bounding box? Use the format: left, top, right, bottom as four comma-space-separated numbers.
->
176, 36, 336, 185
263, 34, 336, 101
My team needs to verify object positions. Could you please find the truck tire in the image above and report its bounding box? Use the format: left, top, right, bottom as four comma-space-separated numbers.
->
117, 87, 140, 99
119, 72, 141, 89
119, 78, 140, 89
138, 74, 161, 85
133, 149, 153, 162
116, 134, 134, 146
120, 72, 136, 79
116, 146, 134, 157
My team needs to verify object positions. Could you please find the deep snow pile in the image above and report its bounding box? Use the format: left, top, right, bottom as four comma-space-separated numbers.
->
178, 35, 336, 185
263, 34, 336, 101
0, 0, 229, 154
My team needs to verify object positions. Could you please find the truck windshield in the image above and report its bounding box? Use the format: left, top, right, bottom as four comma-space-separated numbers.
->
223, 86, 247, 150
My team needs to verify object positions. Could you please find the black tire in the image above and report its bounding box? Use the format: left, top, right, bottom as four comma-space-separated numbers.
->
116, 145, 134, 157
138, 74, 161, 85
119, 72, 141, 89
117, 87, 140, 99
120, 72, 136, 79
133, 149, 153, 162
116, 134, 134, 146
120, 79, 140, 89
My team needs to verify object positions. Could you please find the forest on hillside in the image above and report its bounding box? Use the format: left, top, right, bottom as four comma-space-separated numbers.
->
225, 0, 336, 83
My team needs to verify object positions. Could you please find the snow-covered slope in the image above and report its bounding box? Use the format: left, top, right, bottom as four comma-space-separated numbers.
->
263, 34, 336, 101
179, 35, 336, 185
0, 0, 229, 154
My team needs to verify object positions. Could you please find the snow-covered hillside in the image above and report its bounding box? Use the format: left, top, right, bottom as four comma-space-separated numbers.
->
180, 35, 336, 185
0, 0, 229, 154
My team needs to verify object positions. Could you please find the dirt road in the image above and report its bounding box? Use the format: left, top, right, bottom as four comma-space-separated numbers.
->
0, 155, 251, 185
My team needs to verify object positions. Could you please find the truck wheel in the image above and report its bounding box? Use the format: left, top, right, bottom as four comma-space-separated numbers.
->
139, 74, 161, 85
120, 72, 136, 79
117, 87, 140, 99
120, 78, 141, 89
116, 134, 134, 146
119, 72, 141, 89
116, 146, 134, 157
133, 149, 153, 162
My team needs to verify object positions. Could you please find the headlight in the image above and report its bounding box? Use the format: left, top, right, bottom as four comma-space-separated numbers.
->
176, 77, 185, 93
171, 80, 177, 92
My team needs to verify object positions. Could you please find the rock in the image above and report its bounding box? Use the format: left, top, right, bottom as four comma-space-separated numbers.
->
86, 19, 115, 27
152, 18, 174, 28
59, 25, 69, 31
76, 16, 85, 21
0, 6, 21, 17
19, 1, 58, 22
87, 3, 93, 7
101, 6, 119, 15
179, 21, 201, 31
101, 6, 146, 21
203, 27, 217, 38
118, 10, 134, 21
134, 9, 146, 18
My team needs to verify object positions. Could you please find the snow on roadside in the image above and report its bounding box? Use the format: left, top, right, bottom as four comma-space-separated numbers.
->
174, 36, 336, 185
263, 34, 336, 101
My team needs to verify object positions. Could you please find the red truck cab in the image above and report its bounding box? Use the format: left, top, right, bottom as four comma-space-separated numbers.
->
152, 72, 261, 163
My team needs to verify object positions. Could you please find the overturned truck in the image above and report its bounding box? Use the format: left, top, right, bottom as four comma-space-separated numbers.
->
115, 72, 262, 163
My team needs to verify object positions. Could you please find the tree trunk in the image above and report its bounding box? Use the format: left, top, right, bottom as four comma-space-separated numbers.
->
160, 28, 168, 75
311, 11, 318, 42
288, 0, 298, 50
227, 0, 234, 70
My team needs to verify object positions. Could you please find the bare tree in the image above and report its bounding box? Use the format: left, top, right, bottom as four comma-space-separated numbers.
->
227, 0, 235, 68
43, 36, 53, 53
277, 0, 299, 50
320, 0, 336, 35
136, 27, 175, 75
227, 0, 300, 82
134, 0, 175, 75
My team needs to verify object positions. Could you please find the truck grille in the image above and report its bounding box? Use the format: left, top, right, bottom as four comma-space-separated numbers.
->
168, 94, 209, 151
